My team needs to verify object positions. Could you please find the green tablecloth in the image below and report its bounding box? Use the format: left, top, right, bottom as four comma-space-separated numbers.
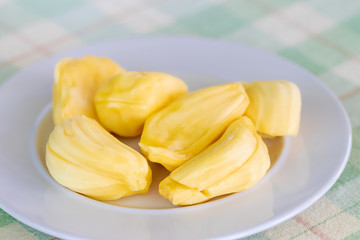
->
0, 0, 359, 239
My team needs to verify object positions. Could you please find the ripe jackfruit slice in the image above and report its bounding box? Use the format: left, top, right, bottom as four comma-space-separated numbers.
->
139, 83, 249, 171
52, 56, 124, 125
203, 133, 270, 197
46, 116, 152, 200
159, 117, 270, 205
244, 80, 301, 137
94, 72, 188, 137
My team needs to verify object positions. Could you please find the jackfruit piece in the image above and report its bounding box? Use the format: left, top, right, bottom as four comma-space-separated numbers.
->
170, 117, 257, 191
46, 115, 152, 200
139, 83, 249, 171
159, 117, 270, 206
159, 177, 208, 206
203, 133, 270, 197
244, 80, 301, 137
94, 72, 188, 137
53, 56, 124, 125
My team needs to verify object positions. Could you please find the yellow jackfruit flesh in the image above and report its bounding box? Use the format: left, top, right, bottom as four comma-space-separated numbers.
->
53, 56, 124, 125
46, 116, 152, 200
139, 83, 249, 171
159, 117, 270, 206
94, 72, 188, 137
244, 80, 301, 137
203, 133, 270, 197
159, 177, 208, 206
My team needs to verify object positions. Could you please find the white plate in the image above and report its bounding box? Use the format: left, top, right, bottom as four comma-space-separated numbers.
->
0, 37, 352, 240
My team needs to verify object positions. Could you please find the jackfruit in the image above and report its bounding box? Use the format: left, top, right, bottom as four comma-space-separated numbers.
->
46, 116, 152, 200
139, 82, 249, 171
159, 117, 270, 205
244, 80, 301, 137
94, 72, 188, 137
52, 56, 124, 125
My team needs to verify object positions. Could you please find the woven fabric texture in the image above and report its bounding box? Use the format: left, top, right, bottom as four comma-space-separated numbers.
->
0, 0, 359, 239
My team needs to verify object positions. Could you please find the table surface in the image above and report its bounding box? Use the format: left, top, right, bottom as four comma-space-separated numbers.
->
0, 0, 359, 239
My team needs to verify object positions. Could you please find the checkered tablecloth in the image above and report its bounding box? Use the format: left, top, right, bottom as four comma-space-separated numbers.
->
0, 0, 359, 239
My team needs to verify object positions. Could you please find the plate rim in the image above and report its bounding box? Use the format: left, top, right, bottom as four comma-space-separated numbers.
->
0, 36, 353, 240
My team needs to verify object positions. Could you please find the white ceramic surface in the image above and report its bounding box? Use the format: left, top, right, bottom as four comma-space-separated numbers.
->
0, 37, 352, 240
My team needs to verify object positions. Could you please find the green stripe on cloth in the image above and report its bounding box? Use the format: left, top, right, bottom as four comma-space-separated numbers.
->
0, 209, 16, 228
243, 233, 271, 240
221, 0, 268, 21
345, 229, 360, 240
14, 0, 86, 17
308, 0, 360, 21
52, 4, 105, 32
0, 2, 40, 30
176, 5, 246, 37
323, 25, 360, 56
225, 25, 284, 52
18, 222, 55, 240
292, 38, 348, 69
278, 48, 328, 75
319, 72, 358, 97
0, 64, 20, 84
343, 95, 360, 126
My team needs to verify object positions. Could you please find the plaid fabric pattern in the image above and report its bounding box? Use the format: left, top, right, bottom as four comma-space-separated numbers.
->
0, 0, 359, 239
